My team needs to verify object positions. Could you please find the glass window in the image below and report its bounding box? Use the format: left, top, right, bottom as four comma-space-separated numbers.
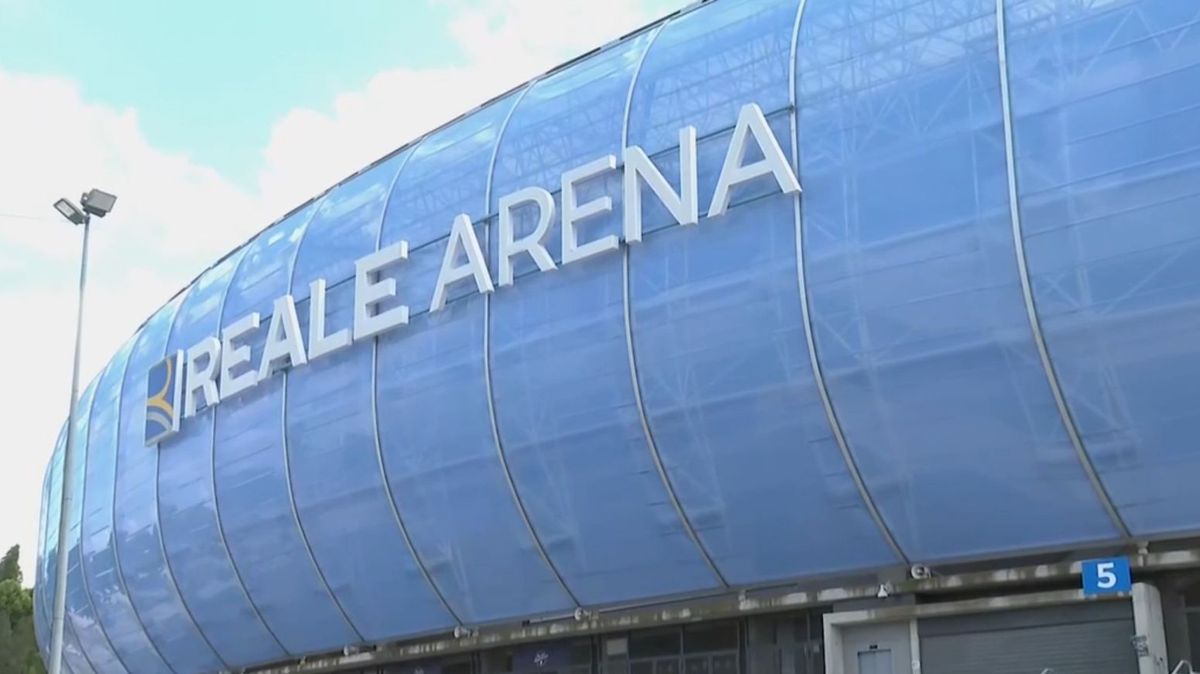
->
445, 659, 474, 674
756, 612, 825, 674
630, 630, 681, 659
621, 623, 741, 674
654, 660, 680, 674
683, 623, 738, 654
486, 640, 593, 674
711, 654, 738, 674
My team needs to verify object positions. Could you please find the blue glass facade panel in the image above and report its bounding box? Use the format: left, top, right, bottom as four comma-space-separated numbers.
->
45, 425, 95, 674
1006, 0, 1200, 535
213, 204, 360, 651
377, 96, 576, 623
288, 152, 456, 640
488, 32, 719, 603
625, 0, 896, 582
35, 462, 50, 660
81, 337, 172, 674
115, 299, 226, 674
66, 379, 128, 673
37, 432, 58, 662
156, 251, 288, 667
795, 0, 1117, 560
381, 95, 518, 251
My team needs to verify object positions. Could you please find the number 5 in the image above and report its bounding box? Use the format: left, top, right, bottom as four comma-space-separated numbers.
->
1097, 562, 1117, 589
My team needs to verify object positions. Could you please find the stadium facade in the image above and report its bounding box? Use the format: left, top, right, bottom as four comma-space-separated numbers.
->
33, 0, 1200, 672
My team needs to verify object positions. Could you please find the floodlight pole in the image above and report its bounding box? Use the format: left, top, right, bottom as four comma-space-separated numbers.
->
47, 212, 91, 674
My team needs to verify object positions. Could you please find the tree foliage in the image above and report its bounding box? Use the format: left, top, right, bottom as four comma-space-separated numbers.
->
0, 582, 30, 626
0, 545, 44, 673
0, 547, 19, 586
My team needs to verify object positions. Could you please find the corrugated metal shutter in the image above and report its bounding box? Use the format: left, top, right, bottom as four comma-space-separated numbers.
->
920, 602, 1137, 674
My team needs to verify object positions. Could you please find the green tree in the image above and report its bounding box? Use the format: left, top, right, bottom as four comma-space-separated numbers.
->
0, 545, 43, 674
0, 547, 19, 586
0, 582, 31, 627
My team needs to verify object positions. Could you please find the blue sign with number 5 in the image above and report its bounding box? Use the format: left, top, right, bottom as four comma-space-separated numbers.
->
1081, 557, 1132, 595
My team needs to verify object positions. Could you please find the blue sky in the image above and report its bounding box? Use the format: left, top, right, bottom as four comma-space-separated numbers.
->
0, 0, 684, 580
0, 0, 460, 186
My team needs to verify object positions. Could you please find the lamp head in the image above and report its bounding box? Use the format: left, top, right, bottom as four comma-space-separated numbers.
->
80, 189, 117, 218
53, 198, 87, 226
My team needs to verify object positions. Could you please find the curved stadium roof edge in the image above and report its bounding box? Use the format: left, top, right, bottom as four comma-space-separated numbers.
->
141, 0, 712, 337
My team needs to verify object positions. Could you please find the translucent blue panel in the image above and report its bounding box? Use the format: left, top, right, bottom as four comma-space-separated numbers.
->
115, 298, 225, 674
213, 206, 360, 652
377, 98, 575, 623
82, 338, 172, 674
65, 379, 128, 673
64, 631, 96, 674
288, 152, 456, 640
291, 153, 408, 302
626, 0, 792, 156
45, 425, 95, 674
36, 462, 48, 659
157, 250, 287, 666
488, 35, 718, 604
625, 0, 896, 583
795, 0, 1118, 559
1006, 0, 1200, 534
36, 439, 56, 661
381, 93, 519, 249
223, 205, 315, 318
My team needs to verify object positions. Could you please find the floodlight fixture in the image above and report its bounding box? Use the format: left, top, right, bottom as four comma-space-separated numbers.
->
53, 198, 87, 226
80, 188, 117, 218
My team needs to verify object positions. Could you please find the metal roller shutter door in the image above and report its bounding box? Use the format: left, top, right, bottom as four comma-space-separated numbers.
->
919, 602, 1136, 674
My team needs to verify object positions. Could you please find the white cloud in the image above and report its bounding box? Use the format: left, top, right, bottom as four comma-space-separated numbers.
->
256, 0, 683, 215
0, 69, 260, 584
0, 0, 684, 584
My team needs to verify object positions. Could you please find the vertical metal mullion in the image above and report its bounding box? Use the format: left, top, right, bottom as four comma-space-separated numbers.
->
104, 336, 178, 673
481, 81, 582, 609
994, 0, 1131, 540
148, 294, 232, 669
367, 143, 465, 626
74, 367, 134, 673
619, 19, 729, 589
202, 250, 290, 653
275, 196, 370, 643
787, 0, 910, 565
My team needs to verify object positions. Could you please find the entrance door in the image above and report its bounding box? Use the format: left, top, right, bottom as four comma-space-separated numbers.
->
840, 622, 910, 674
855, 648, 893, 674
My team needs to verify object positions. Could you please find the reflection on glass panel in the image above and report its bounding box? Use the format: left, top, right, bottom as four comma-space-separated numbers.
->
157, 250, 285, 666
797, 0, 1116, 560
711, 654, 738, 674
623, 624, 741, 674
626, 0, 896, 585
213, 206, 360, 652
630, 630, 680, 659
683, 623, 738, 653
288, 149, 456, 640
114, 297, 226, 673
487, 27, 715, 604
80, 337, 171, 673
684, 656, 709, 674
1006, 0, 1200, 535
